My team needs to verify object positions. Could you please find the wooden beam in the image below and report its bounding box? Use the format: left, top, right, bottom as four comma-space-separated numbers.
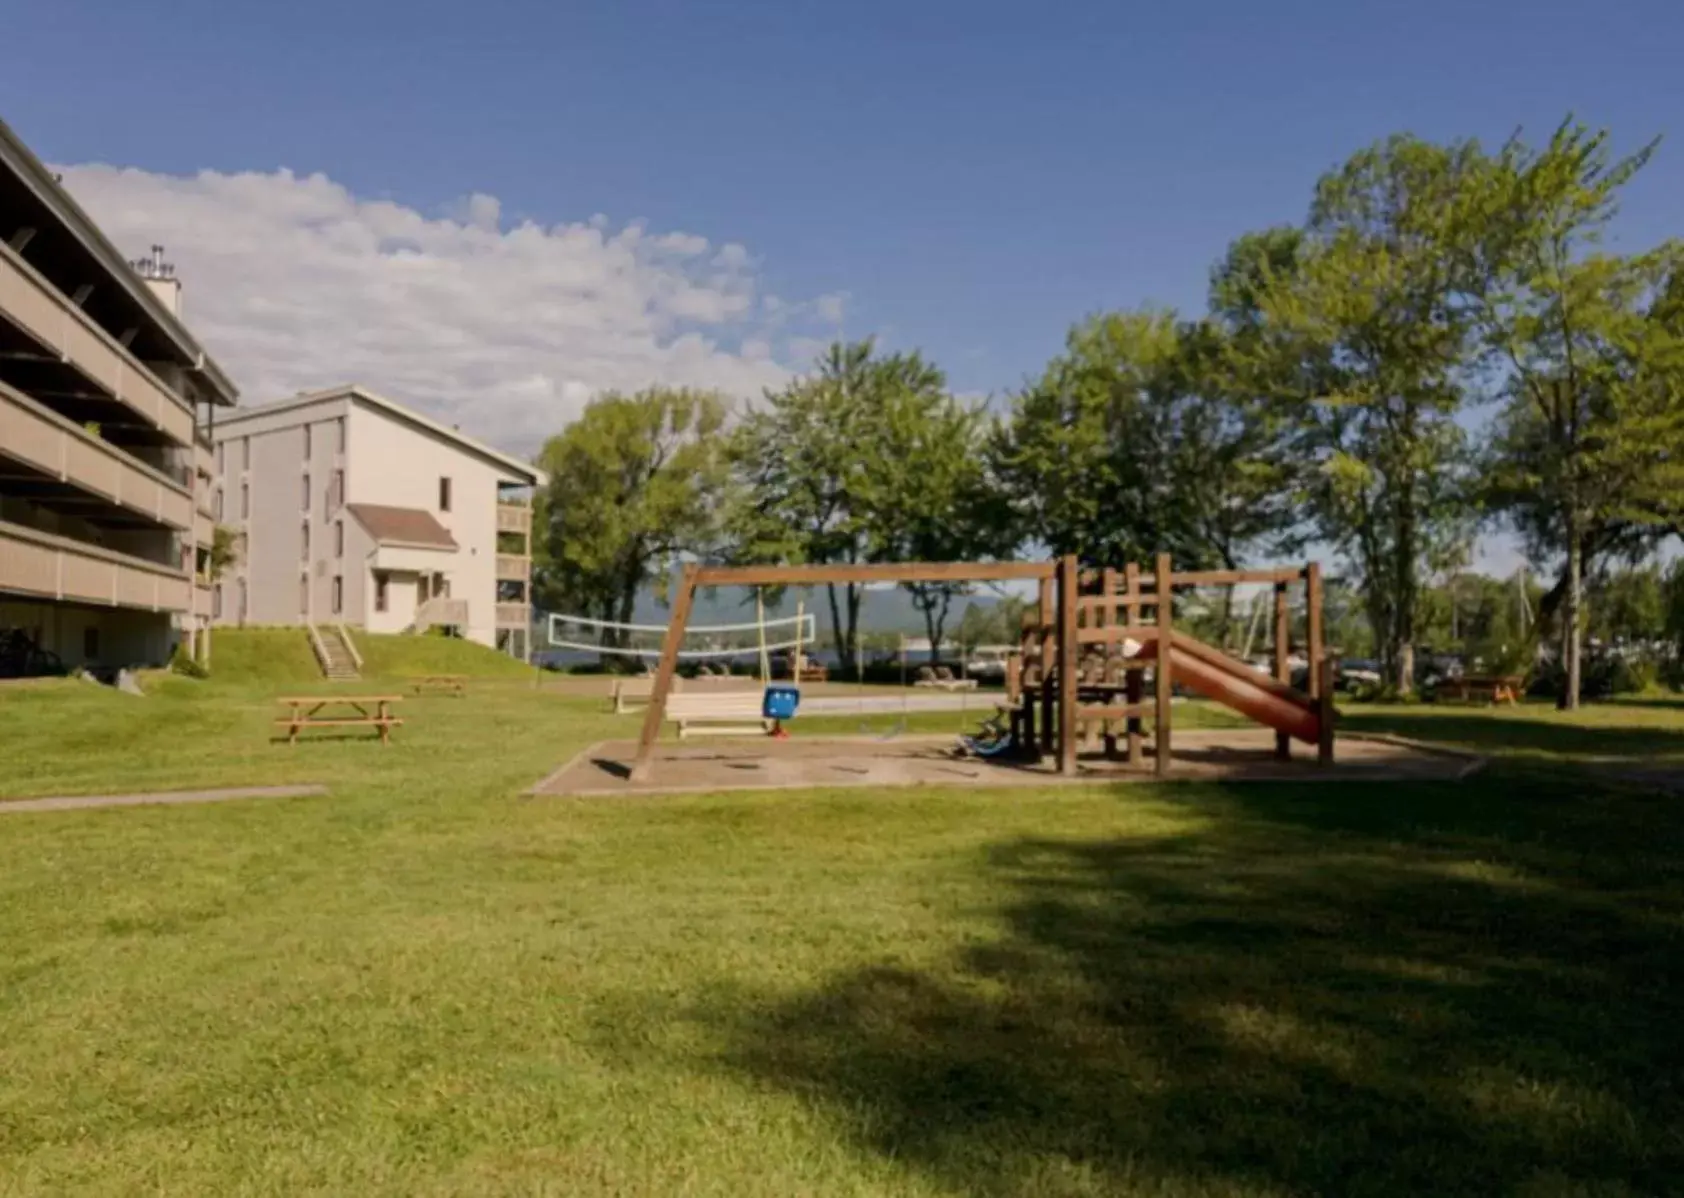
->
1273, 581, 1291, 761
1318, 657, 1336, 766
1057, 554, 1079, 775
692, 560, 1055, 587
1075, 703, 1154, 721
1038, 578, 1054, 758
1125, 561, 1143, 765
1132, 566, 1309, 589
1075, 624, 1159, 645
1101, 566, 1118, 759
1154, 553, 1173, 777
627, 563, 699, 782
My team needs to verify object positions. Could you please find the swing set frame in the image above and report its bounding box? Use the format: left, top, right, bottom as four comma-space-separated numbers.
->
629, 559, 1059, 781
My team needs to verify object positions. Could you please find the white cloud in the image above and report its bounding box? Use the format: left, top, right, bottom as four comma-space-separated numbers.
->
58, 164, 847, 453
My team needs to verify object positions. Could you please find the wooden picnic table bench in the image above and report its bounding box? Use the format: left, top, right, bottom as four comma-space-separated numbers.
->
275, 695, 404, 744
1437, 674, 1523, 705
409, 674, 467, 697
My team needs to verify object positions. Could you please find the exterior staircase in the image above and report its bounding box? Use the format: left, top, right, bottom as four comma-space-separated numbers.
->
310, 623, 362, 681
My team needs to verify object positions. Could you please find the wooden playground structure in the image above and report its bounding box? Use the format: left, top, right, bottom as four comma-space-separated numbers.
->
627, 554, 1335, 784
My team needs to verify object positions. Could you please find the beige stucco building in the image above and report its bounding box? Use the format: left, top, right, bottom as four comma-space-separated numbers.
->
0, 118, 236, 675
210, 385, 542, 659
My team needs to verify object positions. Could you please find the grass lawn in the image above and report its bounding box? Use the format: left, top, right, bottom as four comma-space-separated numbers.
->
2, 632, 1682, 1194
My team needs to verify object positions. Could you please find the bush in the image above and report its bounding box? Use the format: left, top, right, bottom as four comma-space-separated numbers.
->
170, 645, 209, 679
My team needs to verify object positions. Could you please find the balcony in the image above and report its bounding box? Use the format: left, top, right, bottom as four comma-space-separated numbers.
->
495, 602, 529, 628
414, 597, 469, 630
495, 553, 530, 582
0, 378, 193, 531
0, 518, 191, 612
496, 502, 530, 533
0, 242, 193, 445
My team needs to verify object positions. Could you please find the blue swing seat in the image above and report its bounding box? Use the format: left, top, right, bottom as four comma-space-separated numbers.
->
762, 684, 800, 721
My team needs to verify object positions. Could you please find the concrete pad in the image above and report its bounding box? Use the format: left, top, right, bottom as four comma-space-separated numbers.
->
0, 784, 328, 814
528, 730, 1481, 799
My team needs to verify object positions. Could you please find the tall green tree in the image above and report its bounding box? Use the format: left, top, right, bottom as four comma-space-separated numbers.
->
865, 387, 995, 661
532, 387, 732, 659
1229, 136, 1492, 691
993, 310, 1298, 578
1471, 121, 1684, 707
733, 340, 961, 673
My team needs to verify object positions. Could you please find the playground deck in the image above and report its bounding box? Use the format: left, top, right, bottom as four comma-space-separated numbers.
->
529, 730, 1479, 798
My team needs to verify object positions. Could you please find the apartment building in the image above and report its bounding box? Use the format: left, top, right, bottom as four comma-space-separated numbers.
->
211, 385, 542, 659
0, 119, 236, 675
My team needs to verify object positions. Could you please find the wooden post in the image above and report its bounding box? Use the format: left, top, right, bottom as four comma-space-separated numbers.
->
1154, 552, 1173, 777
1318, 657, 1336, 766
1057, 554, 1080, 775
1125, 561, 1143, 765
1100, 567, 1118, 758
1306, 561, 1331, 766
1273, 581, 1291, 761
1038, 578, 1055, 758
628, 563, 699, 782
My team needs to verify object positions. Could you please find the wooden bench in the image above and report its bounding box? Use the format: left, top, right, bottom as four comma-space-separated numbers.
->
1438, 674, 1523, 705
664, 691, 771, 738
409, 674, 466, 697
275, 695, 404, 744
613, 675, 673, 714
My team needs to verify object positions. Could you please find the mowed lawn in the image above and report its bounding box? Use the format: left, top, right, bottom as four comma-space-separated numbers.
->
2, 635, 1683, 1195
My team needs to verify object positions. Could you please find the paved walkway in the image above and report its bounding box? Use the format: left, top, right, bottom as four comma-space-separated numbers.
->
0, 784, 327, 814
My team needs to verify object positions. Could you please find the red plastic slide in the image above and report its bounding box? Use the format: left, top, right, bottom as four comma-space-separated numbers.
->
1136, 634, 1321, 744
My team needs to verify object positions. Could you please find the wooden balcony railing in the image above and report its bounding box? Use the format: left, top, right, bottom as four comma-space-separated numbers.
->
0, 242, 193, 445
495, 602, 529, 628
0, 378, 193, 531
496, 503, 530, 533
0, 518, 191, 612
495, 553, 530, 582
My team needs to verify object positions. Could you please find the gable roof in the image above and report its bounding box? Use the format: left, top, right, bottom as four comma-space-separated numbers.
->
347, 503, 459, 550
215, 384, 546, 486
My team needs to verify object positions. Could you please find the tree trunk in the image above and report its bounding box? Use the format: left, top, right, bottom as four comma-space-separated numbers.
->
1561, 517, 1583, 711
825, 582, 851, 678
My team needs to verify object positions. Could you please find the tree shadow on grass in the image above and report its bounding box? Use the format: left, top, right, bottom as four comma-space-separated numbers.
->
685, 776, 1684, 1195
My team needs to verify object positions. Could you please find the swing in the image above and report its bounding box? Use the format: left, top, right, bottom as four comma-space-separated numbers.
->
758, 588, 802, 736
855, 631, 909, 740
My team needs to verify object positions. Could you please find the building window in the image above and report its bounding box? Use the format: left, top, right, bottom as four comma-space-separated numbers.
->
302, 472, 311, 510
439, 476, 452, 512
334, 520, 344, 558
241, 438, 250, 470
301, 520, 311, 558
213, 585, 223, 619
374, 572, 389, 613
237, 579, 248, 623
216, 442, 225, 472
240, 483, 249, 520
83, 627, 100, 661
303, 424, 313, 459
300, 574, 309, 616
213, 488, 224, 520
331, 468, 344, 511
332, 575, 343, 615
335, 417, 346, 453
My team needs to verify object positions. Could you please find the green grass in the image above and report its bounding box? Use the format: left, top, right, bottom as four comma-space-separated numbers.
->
1, 666, 1682, 1194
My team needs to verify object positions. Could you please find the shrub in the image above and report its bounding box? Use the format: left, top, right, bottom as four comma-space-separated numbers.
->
170, 645, 210, 679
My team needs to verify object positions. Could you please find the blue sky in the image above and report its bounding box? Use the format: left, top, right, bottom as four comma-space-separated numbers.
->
8, 0, 1680, 400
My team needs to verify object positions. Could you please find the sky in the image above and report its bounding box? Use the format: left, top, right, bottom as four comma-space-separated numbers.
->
4, 0, 1682, 571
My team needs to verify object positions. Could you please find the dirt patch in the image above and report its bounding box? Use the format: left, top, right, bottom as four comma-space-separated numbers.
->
529, 730, 1479, 798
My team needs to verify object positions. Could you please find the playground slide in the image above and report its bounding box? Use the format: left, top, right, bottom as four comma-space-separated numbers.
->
1135, 634, 1321, 744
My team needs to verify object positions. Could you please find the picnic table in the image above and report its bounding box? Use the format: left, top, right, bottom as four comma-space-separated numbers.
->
409, 674, 467, 697
1437, 674, 1523, 705
275, 695, 404, 744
